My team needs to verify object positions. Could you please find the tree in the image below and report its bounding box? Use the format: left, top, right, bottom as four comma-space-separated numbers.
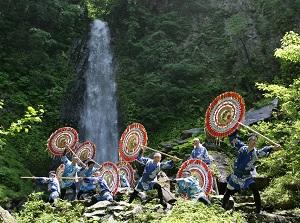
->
0, 101, 44, 150
255, 31, 300, 209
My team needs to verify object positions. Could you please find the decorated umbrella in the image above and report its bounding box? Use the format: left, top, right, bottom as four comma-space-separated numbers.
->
74, 141, 101, 165
177, 159, 213, 196
206, 92, 280, 146
75, 142, 96, 160
47, 127, 79, 156
116, 161, 134, 185
205, 92, 245, 138
98, 161, 120, 195
119, 123, 181, 161
119, 123, 148, 162
56, 164, 65, 181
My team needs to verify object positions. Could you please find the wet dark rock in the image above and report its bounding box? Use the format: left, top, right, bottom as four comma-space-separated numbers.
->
180, 128, 203, 139
243, 99, 278, 125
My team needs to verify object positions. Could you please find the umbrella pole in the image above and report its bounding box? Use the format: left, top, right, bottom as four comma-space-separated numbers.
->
68, 149, 86, 166
238, 122, 280, 146
20, 176, 40, 179
88, 158, 102, 168
142, 146, 182, 161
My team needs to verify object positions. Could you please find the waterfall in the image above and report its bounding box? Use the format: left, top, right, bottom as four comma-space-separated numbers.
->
79, 19, 118, 164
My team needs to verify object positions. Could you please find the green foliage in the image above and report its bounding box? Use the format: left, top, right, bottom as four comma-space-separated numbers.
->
0, 143, 34, 208
14, 192, 90, 223
253, 31, 300, 209
8, 105, 44, 135
0, 0, 89, 203
132, 200, 246, 223
274, 31, 300, 84
262, 173, 300, 209
111, 0, 300, 139
84, 0, 111, 19
1, 0, 300, 217
275, 31, 300, 63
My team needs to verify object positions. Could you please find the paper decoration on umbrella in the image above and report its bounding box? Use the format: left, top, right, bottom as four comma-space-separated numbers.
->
205, 92, 245, 138
47, 127, 79, 155
98, 161, 120, 195
56, 164, 65, 181
205, 92, 280, 146
74, 141, 102, 167
119, 123, 148, 162
75, 142, 96, 160
177, 159, 213, 196
116, 161, 134, 185
119, 123, 181, 161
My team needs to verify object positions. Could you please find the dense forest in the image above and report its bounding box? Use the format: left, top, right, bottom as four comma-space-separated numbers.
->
0, 0, 300, 222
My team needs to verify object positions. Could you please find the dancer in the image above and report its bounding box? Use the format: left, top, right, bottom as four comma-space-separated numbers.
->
222, 133, 281, 214
128, 148, 176, 209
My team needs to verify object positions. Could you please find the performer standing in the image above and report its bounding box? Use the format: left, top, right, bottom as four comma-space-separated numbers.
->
190, 138, 211, 165
60, 146, 83, 200
172, 170, 211, 205
128, 148, 177, 209
222, 133, 281, 214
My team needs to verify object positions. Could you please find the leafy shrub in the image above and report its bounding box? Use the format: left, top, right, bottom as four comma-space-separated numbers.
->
262, 173, 300, 209
14, 192, 91, 223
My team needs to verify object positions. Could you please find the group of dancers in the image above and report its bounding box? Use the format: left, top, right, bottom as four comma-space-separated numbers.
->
36, 125, 281, 214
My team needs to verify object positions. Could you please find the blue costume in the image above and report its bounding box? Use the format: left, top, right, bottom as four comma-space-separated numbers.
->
60, 156, 82, 189
190, 145, 211, 165
135, 154, 174, 192
222, 133, 274, 214
177, 176, 206, 200
60, 155, 82, 200
78, 163, 98, 196
81, 166, 98, 178
228, 129, 245, 151
129, 152, 174, 208
120, 173, 130, 188
77, 177, 97, 200
227, 145, 271, 191
92, 176, 114, 202
39, 177, 60, 203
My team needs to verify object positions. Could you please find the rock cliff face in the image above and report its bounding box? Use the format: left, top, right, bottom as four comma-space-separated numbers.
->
60, 38, 89, 129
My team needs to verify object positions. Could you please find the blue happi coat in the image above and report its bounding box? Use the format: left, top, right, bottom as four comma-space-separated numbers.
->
79, 177, 96, 192
190, 145, 211, 165
228, 129, 246, 151
135, 155, 174, 192
177, 176, 206, 201
120, 173, 130, 188
227, 146, 270, 190
81, 166, 98, 177
39, 177, 60, 201
92, 176, 114, 201
60, 156, 82, 189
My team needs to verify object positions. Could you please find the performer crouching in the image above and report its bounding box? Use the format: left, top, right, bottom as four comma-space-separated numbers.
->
77, 171, 115, 203
38, 171, 60, 204
172, 170, 211, 205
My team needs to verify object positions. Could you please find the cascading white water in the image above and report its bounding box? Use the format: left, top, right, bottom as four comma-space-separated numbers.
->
79, 19, 118, 164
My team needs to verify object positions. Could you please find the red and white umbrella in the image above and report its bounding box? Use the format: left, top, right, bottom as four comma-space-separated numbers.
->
119, 123, 148, 162
177, 159, 213, 196
74, 141, 96, 161
205, 92, 245, 137
56, 164, 65, 181
47, 127, 78, 155
116, 161, 134, 185
98, 161, 120, 195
